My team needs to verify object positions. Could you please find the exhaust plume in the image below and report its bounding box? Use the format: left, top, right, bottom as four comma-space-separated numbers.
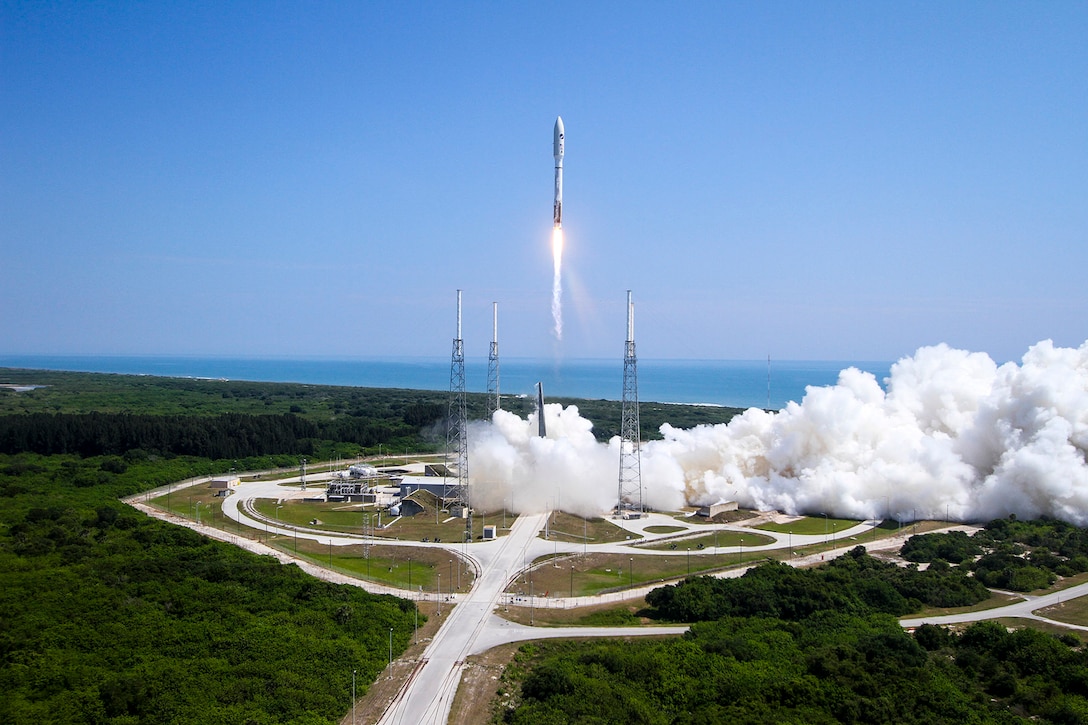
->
468, 340, 1088, 526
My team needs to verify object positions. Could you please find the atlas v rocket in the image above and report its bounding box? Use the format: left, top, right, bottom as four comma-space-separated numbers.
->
536, 382, 547, 438
553, 116, 564, 228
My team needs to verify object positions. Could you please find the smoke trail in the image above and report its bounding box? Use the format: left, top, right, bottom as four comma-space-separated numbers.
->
551, 227, 564, 339
470, 340, 1088, 526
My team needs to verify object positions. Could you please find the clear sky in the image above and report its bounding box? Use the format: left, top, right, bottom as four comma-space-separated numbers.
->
2, 2, 1085, 363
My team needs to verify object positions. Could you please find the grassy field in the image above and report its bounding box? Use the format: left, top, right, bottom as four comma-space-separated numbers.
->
509, 550, 765, 598
1036, 594, 1088, 627
539, 511, 633, 545
635, 530, 776, 551
264, 539, 477, 592
644, 525, 685, 534
498, 600, 653, 627
755, 515, 861, 535
250, 495, 510, 543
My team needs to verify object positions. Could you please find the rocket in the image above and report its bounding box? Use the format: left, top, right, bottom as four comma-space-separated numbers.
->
536, 382, 547, 437
553, 116, 564, 228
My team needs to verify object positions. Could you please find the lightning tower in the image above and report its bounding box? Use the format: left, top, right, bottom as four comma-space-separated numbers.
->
486, 302, 500, 417
617, 290, 643, 517
445, 290, 471, 539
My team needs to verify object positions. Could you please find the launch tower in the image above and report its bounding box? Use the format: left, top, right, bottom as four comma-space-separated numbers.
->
445, 290, 471, 539
617, 290, 643, 517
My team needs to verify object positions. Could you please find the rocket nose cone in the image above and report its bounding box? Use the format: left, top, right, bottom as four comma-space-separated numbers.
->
553, 116, 564, 157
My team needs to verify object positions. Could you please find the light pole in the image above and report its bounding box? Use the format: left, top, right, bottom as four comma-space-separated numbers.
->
686, 547, 691, 575
388, 627, 393, 665
629, 557, 633, 588
788, 530, 793, 560
739, 538, 744, 564
408, 557, 412, 592
437, 573, 442, 615
570, 565, 574, 598
820, 513, 828, 543
352, 669, 356, 725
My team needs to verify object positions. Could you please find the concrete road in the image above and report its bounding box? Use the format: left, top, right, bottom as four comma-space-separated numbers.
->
901, 581, 1088, 632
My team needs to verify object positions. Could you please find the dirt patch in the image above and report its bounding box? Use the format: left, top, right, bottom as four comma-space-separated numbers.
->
341, 601, 450, 725
497, 599, 652, 627
449, 641, 524, 725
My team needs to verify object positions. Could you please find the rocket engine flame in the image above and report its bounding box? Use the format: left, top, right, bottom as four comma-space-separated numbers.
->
550, 116, 565, 340
551, 227, 564, 339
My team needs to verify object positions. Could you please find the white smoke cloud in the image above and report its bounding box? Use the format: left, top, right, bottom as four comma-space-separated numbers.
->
467, 340, 1088, 526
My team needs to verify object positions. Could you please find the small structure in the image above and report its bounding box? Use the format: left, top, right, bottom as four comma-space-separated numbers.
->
697, 501, 738, 518
399, 498, 426, 517
348, 464, 378, 479
483, 524, 497, 540
208, 476, 240, 492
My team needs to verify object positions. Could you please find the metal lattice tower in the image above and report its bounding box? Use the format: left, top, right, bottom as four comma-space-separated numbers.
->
445, 290, 471, 539
617, 290, 643, 516
486, 302, 500, 418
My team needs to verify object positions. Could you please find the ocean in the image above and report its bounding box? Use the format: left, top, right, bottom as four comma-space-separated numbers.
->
0, 355, 893, 410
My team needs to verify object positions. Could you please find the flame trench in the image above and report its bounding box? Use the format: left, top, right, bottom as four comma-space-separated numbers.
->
551, 227, 564, 339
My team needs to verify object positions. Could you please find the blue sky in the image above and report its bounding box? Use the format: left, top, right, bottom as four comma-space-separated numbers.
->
2, 2, 1085, 363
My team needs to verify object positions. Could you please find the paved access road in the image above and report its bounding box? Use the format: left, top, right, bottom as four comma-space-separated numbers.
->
901, 582, 1088, 632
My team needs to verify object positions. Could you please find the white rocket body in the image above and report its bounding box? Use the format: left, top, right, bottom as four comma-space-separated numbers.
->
553, 116, 564, 228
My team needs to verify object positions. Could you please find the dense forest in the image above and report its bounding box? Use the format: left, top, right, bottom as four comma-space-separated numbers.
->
645, 546, 991, 622
902, 518, 1088, 592
0, 452, 418, 724
496, 616, 1088, 724
0, 368, 744, 445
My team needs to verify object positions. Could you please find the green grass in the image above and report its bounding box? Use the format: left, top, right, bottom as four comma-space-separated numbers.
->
644, 525, 685, 534
267, 539, 476, 593
540, 511, 633, 545
249, 495, 508, 542
513, 550, 766, 598
636, 530, 776, 550
756, 516, 860, 535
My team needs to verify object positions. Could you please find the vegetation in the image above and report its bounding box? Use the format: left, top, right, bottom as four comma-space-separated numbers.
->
0, 453, 419, 724
0, 368, 743, 444
494, 615, 1088, 724
645, 546, 991, 622
901, 529, 982, 564
902, 517, 1088, 592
